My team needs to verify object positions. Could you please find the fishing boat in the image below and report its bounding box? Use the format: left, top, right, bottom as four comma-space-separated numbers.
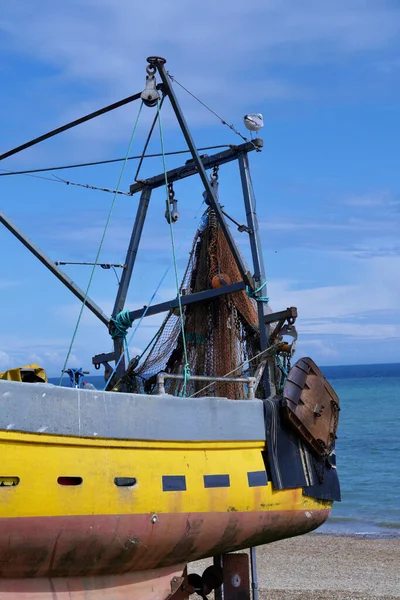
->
0, 56, 340, 600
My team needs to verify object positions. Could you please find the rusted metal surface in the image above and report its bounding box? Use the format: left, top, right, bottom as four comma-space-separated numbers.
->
215, 553, 250, 600
282, 357, 340, 457
165, 567, 191, 600
0, 564, 186, 600
0, 509, 329, 579
264, 306, 297, 327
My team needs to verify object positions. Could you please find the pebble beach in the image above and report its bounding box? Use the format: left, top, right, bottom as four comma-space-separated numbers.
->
191, 533, 400, 599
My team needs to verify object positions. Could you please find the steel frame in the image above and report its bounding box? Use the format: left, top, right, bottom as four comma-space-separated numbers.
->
0, 55, 271, 396
0, 54, 270, 600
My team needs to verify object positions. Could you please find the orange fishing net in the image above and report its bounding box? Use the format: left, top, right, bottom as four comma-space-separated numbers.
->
132, 209, 264, 399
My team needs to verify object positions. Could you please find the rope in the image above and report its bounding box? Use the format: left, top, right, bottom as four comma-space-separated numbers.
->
168, 73, 260, 151
59, 101, 144, 385
63, 368, 84, 388
110, 310, 132, 339
189, 342, 280, 398
110, 309, 133, 362
104, 276, 166, 391
157, 100, 191, 396
102, 196, 206, 391
0, 145, 230, 177
246, 280, 269, 303
136, 328, 160, 362
275, 352, 288, 393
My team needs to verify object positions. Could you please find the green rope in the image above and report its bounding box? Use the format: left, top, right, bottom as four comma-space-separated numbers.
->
157, 101, 190, 396
274, 351, 288, 393
110, 310, 133, 363
59, 101, 144, 385
110, 310, 133, 338
246, 280, 269, 303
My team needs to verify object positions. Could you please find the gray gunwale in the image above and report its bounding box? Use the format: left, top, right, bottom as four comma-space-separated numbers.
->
0, 380, 265, 442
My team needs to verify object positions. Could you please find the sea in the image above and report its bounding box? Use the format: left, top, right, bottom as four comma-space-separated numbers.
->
317, 363, 400, 539
51, 362, 400, 539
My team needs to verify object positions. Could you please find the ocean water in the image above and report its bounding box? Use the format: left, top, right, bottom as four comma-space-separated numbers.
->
52, 362, 400, 538
319, 363, 400, 538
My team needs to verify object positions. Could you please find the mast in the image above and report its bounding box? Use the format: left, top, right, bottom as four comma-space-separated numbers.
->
98, 56, 273, 390
111, 187, 152, 377
238, 153, 272, 397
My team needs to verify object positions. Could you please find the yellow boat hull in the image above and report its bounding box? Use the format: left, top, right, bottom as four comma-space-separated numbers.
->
0, 431, 330, 580
0, 380, 334, 598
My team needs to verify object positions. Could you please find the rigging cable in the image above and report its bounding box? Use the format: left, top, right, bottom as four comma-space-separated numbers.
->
168, 73, 259, 150
51, 175, 131, 195
157, 100, 191, 396
134, 94, 166, 182
103, 196, 206, 391
58, 100, 144, 385
0, 89, 148, 162
0, 166, 128, 195
0, 166, 67, 184
0, 145, 230, 177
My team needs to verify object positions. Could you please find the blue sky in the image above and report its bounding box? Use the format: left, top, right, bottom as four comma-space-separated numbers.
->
1, 0, 400, 376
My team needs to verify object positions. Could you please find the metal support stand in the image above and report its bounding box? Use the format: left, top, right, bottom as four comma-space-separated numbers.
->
250, 547, 259, 600
214, 553, 251, 600
111, 187, 152, 378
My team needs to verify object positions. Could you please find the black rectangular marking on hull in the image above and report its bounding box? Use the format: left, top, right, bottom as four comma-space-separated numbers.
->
162, 475, 187, 492
204, 474, 230, 488
247, 471, 268, 487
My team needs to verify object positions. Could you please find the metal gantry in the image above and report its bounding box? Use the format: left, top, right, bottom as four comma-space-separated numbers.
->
0, 54, 278, 600
0, 56, 273, 397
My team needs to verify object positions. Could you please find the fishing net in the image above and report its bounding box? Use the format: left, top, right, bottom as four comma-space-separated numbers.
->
124, 207, 270, 399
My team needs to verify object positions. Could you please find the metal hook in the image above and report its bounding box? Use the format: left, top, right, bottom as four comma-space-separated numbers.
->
141, 64, 160, 107
203, 169, 219, 205
165, 183, 179, 223
165, 198, 179, 224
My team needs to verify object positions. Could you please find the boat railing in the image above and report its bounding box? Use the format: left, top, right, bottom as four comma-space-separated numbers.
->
156, 372, 256, 398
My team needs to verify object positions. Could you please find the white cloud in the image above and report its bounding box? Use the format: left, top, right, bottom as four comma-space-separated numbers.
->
5, 1, 399, 78
2, 1, 400, 372
298, 338, 339, 358
261, 216, 398, 234
343, 192, 390, 207
0, 343, 82, 373
269, 255, 400, 341
301, 321, 400, 339
2, 0, 400, 147
0, 350, 13, 371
